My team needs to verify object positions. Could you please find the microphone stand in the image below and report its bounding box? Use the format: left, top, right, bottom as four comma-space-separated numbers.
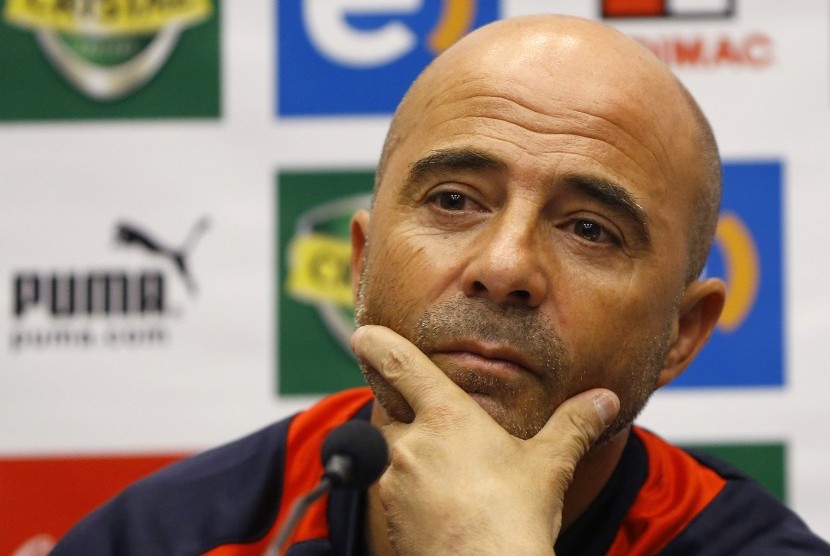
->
264, 455, 352, 556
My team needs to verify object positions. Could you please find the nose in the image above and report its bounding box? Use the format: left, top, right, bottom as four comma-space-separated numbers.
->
460, 211, 548, 308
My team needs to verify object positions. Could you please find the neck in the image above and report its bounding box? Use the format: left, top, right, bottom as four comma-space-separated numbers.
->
363, 403, 631, 555
559, 426, 630, 531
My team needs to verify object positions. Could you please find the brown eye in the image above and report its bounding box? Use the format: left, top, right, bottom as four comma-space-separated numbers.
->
435, 191, 467, 211
574, 220, 603, 242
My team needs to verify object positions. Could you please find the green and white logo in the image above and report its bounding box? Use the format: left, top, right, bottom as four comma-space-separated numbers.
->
684, 441, 787, 501
285, 194, 371, 350
0, 0, 220, 119
277, 170, 373, 395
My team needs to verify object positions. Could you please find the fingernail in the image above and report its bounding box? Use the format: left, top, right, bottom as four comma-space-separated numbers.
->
593, 392, 619, 427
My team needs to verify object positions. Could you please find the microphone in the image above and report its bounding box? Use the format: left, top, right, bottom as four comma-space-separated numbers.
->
267, 421, 388, 554
321, 420, 388, 490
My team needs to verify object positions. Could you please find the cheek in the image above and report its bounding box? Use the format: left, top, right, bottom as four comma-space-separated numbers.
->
551, 267, 676, 372
362, 228, 465, 329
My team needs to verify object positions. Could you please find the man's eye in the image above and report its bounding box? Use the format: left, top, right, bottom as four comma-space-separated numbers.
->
573, 220, 606, 242
433, 191, 469, 211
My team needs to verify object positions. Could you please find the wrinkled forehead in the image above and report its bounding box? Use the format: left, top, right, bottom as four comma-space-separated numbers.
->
425, 30, 688, 157
381, 23, 702, 206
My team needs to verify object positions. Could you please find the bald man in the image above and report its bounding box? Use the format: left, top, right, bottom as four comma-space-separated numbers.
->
53, 15, 829, 556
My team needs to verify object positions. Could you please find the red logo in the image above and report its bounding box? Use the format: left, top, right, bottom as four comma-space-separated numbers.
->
636, 33, 773, 67
602, 0, 735, 19
602, 1, 773, 69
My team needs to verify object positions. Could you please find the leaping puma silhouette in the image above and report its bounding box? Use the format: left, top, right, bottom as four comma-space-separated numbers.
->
115, 217, 210, 294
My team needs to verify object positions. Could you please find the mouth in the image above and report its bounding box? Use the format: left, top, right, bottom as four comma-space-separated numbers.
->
430, 340, 539, 378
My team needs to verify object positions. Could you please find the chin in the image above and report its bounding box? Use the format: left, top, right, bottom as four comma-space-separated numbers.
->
590, 422, 633, 453
466, 392, 549, 440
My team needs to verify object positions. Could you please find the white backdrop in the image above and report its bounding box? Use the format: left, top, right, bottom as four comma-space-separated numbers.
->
1, 0, 828, 545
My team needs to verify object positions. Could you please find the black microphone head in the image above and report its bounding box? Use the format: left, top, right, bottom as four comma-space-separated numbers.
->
321, 421, 388, 490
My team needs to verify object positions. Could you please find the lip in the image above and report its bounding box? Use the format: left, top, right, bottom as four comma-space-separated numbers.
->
431, 340, 539, 377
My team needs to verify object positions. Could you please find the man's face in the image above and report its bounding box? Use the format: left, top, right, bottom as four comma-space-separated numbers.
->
353, 38, 698, 440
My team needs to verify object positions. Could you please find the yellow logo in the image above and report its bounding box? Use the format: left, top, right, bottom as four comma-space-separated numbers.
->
286, 233, 353, 307
4, 0, 211, 35
283, 194, 370, 351
427, 0, 476, 54
713, 212, 760, 332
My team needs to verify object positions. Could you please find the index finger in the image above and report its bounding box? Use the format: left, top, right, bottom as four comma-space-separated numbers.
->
351, 325, 467, 418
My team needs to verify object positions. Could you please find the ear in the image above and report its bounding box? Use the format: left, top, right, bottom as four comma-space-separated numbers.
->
657, 277, 726, 387
350, 209, 370, 300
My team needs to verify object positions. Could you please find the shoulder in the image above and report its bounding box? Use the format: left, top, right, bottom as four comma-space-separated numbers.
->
53, 388, 375, 556
661, 443, 830, 555
53, 417, 294, 555
618, 427, 830, 556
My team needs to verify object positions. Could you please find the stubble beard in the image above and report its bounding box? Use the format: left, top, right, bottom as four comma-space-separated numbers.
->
354, 262, 670, 444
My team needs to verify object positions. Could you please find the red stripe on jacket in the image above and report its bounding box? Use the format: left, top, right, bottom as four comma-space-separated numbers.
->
606, 427, 726, 555
203, 387, 375, 556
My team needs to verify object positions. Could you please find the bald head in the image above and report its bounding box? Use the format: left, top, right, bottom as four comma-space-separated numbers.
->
354, 14, 728, 449
375, 14, 720, 284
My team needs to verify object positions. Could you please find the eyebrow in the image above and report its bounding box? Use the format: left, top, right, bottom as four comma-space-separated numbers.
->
562, 174, 651, 246
406, 148, 507, 184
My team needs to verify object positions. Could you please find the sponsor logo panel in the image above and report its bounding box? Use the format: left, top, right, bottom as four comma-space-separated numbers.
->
277, 0, 499, 116
0, 0, 221, 120
602, 0, 735, 19
277, 170, 372, 394
9, 217, 210, 353
0, 453, 185, 555
634, 30, 773, 68
602, 0, 774, 69
683, 441, 786, 500
672, 161, 784, 388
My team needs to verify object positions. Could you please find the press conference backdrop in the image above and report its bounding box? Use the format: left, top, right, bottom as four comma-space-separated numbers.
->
1, 0, 828, 551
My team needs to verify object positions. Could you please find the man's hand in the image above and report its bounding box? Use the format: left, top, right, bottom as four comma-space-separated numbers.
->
351, 325, 620, 556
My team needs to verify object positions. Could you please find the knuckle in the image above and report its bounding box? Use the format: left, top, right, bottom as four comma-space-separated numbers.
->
377, 474, 398, 514
379, 345, 413, 380
387, 450, 406, 471
387, 438, 415, 471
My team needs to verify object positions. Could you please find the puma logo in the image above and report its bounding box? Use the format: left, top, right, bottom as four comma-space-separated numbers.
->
115, 217, 210, 294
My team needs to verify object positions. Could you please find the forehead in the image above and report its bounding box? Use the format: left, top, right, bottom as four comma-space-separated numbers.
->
382, 27, 702, 205
387, 74, 679, 206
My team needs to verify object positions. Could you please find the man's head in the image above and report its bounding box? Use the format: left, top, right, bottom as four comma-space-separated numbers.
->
351, 15, 726, 441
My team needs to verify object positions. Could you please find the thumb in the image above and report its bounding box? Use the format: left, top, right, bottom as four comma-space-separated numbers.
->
534, 388, 620, 469
530, 389, 620, 541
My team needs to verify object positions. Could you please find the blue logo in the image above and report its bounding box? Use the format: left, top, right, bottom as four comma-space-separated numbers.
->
670, 161, 784, 388
278, 0, 499, 116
